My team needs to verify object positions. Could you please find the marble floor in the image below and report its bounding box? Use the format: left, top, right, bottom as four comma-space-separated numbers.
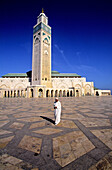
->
0, 96, 112, 169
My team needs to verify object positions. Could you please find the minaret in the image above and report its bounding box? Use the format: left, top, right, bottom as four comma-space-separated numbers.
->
32, 10, 52, 88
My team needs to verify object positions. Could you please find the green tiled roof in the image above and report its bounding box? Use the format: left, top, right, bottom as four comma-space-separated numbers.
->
2, 73, 28, 77
94, 87, 99, 90
51, 71, 60, 74
2, 71, 81, 78
51, 71, 81, 77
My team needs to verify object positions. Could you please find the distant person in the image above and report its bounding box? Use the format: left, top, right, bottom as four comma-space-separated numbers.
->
54, 98, 61, 125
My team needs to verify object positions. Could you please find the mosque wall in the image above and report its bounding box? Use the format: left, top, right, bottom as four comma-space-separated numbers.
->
0, 77, 111, 98
0, 78, 30, 89
51, 77, 86, 89
0, 76, 95, 98
51, 77, 94, 96
94, 90, 111, 96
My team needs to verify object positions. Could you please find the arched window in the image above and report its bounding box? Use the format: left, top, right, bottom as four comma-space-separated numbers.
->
59, 90, 62, 97
39, 89, 43, 97
35, 37, 39, 44
67, 91, 69, 97
51, 90, 53, 97
55, 90, 58, 97
43, 37, 49, 43
63, 90, 66, 97
70, 91, 72, 97
31, 89, 33, 98
46, 90, 49, 97
4, 91, 6, 98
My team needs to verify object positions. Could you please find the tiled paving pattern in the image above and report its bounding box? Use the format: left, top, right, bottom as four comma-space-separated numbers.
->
0, 96, 112, 170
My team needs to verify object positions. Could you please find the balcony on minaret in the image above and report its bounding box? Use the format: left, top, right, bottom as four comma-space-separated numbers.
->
37, 12, 48, 25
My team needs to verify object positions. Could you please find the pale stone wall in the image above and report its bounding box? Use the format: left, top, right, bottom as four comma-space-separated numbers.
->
0, 89, 3, 98
51, 77, 94, 96
0, 77, 110, 98
0, 78, 30, 89
51, 77, 86, 89
0, 78, 30, 98
94, 90, 111, 96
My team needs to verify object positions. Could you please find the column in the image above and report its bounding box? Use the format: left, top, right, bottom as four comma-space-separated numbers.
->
43, 88, 46, 98
34, 87, 37, 98
53, 90, 55, 97
75, 89, 76, 97
6, 91, 8, 98
9, 91, 11, 98
25, 89, 27, 98
57, 90, 59, 97
49, 90, 50, 97
27, 88, 30, 98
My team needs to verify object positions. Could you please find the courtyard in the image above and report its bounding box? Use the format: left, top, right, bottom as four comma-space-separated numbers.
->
0, 96, 112, 170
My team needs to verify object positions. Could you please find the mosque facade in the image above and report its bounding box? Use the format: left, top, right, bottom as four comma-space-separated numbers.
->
0, 11, 111, 98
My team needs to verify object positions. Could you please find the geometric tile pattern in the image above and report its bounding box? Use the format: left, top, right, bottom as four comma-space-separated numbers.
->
29, 122, 46, 129
56, 120, 77, 128
0, 129, 12, 135
91, 129, 112, 149
10, 122, 24, 129
0, 136, 14, 149
0, 120, 9, 128
33, 128, 62, 135
53, 131, 95, 167
0, 96, 112, 169
89, 151, 112, 170
18, 135, 42, 153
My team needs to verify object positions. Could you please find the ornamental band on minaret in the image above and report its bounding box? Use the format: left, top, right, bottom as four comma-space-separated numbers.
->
32, 10, 52, 88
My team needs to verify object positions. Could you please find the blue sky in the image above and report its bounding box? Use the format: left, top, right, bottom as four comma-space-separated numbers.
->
0, 0, 112, 91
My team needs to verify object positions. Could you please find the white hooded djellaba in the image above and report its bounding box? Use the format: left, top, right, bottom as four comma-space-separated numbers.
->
54, 98, 61, 125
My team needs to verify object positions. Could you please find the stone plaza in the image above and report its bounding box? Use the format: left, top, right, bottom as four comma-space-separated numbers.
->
0, 96, 112, 169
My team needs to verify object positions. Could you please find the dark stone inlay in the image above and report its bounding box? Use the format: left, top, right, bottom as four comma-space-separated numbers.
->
73, 120, 111, 150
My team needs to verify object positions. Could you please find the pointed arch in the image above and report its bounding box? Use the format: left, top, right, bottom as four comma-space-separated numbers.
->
14, 83, 25, 89
85, 84, 91, 96
43, 37, 49, 43
59, 90, 62, 97
75, 84, 82, 97
0, 84, 9, 89
57, 83, 68, 89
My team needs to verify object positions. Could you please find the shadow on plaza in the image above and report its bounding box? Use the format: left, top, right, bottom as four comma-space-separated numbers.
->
40, 116, 55, 125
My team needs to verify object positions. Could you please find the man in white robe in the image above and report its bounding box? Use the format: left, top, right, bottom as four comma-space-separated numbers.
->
54, 98, 61, 125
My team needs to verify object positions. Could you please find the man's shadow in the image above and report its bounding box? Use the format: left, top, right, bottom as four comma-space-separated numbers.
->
40, 116, 55, 125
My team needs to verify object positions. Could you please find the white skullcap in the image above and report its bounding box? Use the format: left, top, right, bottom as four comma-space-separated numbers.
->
56, 98, 58, 100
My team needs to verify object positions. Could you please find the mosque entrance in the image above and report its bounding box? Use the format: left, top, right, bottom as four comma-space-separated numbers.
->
59, 90, 62, 97
17, 90, 20, 97
76, 90, 79, 97
31, 89, 33, 98
8, 91, 10, 98
85, 85, 91, 96
51, 90, 53, 97
54, 90, 58, 97
85, 92, 91, 96
4, 91, 6, 97
39, 89, 43, 97
11, 91, 13, 97
96, 91, 99, 96
67, 91, 69, 97
46, 90, 50, 97
14, 90, 16, 97
70, 90, 72, 97
63, 90, 66, 97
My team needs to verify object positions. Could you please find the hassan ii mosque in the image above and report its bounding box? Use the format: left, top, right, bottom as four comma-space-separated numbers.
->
0, 11, 111, 98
